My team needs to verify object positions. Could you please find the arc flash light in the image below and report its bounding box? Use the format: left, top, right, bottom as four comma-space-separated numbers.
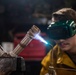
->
34, 34, 53, 47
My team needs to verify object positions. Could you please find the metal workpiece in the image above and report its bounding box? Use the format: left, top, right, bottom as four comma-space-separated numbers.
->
10, 25, 41, 57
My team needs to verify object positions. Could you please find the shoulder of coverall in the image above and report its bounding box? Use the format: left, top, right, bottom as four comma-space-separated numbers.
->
41, 45, 60, 69
52, 8, 76, 23
41, 43, 76, 69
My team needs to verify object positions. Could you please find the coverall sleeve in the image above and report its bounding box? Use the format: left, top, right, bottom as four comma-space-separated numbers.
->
40, 50, 51, 75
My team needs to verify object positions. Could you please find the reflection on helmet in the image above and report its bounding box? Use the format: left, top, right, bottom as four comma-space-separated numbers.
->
47, 20, 76, 40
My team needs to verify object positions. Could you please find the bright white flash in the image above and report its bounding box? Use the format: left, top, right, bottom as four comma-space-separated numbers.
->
34, 34, 48, 44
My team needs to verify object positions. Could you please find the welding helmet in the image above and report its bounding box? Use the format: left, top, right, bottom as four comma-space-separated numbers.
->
47, 20, 76, 40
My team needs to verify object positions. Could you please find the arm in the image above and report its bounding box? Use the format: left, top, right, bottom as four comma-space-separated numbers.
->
40, 50, 51, 75
40, 45, 58, 75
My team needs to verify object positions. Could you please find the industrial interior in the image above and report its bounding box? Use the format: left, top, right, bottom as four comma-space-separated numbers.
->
0, 0, 76, 75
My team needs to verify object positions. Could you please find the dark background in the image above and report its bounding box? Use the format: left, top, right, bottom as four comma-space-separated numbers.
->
0, 0, 76, 75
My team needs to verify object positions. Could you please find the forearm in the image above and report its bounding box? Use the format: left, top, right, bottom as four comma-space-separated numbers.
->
40, 67, 49, 75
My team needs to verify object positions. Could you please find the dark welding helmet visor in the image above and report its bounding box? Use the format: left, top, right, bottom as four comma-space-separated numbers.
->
47, 20, 76, 40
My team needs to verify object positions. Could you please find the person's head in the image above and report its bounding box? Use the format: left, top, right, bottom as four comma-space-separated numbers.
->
47, 8, 76, 53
